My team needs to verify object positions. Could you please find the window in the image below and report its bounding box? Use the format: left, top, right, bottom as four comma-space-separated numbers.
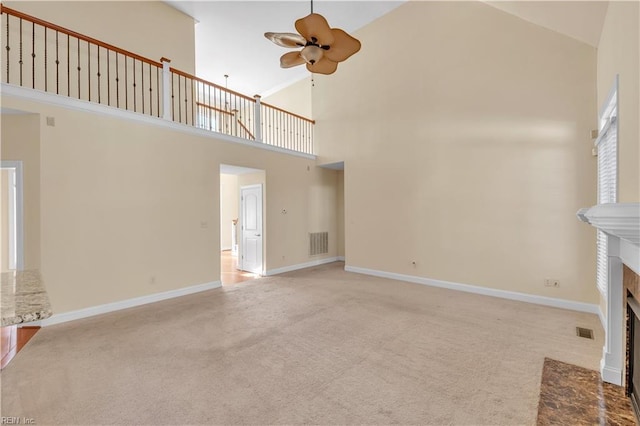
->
595, 78, 618, 297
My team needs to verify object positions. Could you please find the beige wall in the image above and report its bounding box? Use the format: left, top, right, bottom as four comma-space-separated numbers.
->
1, 114, 41, 272
220, 174, 239, 250
597, 1, 640, 202
0, 96, 338, 315
263, 77, 313, 119
313, 1, 599, 304
3, 1, 196, 74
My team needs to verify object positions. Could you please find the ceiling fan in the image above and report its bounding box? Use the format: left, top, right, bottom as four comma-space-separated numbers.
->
264, 2, 361, 75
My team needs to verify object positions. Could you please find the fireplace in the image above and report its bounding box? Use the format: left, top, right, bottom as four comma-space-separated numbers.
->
627, 293, 640, 417
625, 264, 640, 422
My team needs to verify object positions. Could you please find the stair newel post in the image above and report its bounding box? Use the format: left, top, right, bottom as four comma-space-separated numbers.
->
160, 57, 172, 121
254, 94, 263, 143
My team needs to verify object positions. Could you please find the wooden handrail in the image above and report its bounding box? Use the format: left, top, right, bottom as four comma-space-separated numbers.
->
261, 101, 315, 124
236, 119, 255, 140
0, 5, 163, 68
170, 68, 256, 103
195, 102, 233, 116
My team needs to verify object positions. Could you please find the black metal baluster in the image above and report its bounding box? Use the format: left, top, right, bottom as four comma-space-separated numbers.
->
87, 42, 90, 101
97, 45, 100, 103
77, 38, 80, 99
18, 18, 23, 86
44, 27, 47, 91
133, 58, 136, 111
125, 56, 128, 109
156, 67, 159, 117
190, 78, 195, 125
55, 31, 59, 94
171, 73, 175, 121
5, 14, 10, 83
31, 22, 35, 88
141, 60, 144, 114
66, 34, 70, 96
208, 84, 212, 130
149, 64, 152, 116
115, 52, 120, 108
106, 49, 110, 105
184, 75, 188, 124
177, 74, 182, 122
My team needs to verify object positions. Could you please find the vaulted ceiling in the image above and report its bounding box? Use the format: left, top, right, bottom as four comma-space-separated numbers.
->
166, 1, 609, 98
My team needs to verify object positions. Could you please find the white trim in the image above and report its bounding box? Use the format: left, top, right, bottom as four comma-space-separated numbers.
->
265, 257, 342, 276
599, 306, 606, 330
344, 265, 600, 314
0, 161, 24, 270
620, 238, 640, 276
1, 84, 315, 160
337, 256, 345, 261
34, 280, 221, 327
600, 360, 623, 386
577, 203, 640, 246
220, 246, 232, 252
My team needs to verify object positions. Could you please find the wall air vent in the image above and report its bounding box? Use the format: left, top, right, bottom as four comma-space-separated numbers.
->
576, 327, 594, 339
309, 232, 329, 256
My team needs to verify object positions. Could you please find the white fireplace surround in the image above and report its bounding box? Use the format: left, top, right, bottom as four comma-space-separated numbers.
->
577, 202, 640, 386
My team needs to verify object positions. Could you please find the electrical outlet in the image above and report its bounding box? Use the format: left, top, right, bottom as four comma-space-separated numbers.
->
150, 276, 156, 285
544, 278, 560, 288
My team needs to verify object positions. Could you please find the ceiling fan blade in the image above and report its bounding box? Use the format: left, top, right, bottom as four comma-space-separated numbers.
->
295, 13, 335, 46
324, 29, 361, 63
306, 57, 338, 75
264, 32, 307, 48
280, 51, 306, 69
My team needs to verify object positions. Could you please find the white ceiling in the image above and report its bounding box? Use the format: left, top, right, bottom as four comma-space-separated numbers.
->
166, 1, 609, 99
166, 1, 405, 96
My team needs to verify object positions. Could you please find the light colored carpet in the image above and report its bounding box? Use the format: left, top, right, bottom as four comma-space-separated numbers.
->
1, 262, 603, 425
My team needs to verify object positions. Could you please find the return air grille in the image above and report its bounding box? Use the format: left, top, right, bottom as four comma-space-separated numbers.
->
576, 327, 594, 339
309, 232, 328, 256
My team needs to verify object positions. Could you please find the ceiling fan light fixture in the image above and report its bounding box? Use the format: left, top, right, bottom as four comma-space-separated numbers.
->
300, 45, 324, 65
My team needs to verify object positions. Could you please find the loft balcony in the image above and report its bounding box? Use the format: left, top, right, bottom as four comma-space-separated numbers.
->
0, 5, 315, 156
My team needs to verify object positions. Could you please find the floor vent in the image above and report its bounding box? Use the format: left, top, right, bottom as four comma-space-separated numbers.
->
309, 232, 328, 256
576, 327, 594, 339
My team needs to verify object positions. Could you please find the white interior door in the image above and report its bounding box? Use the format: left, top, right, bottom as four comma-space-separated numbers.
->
1, 161, 23, 272
241, 184, 263, 274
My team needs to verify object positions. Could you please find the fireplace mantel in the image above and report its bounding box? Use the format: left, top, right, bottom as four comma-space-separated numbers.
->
577, 203, 640, 246
577, 202, 640, 386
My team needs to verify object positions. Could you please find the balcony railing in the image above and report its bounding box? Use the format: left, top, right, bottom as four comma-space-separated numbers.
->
0, 5, 314, 155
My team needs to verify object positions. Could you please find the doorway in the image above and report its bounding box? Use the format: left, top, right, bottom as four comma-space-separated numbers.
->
219, 164, 265, 285
1, 161, 23, 272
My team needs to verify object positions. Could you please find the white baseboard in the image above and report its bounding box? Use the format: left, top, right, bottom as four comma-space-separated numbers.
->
35, 280, 221, 327
265, 257, 342, 276
221, 246, 232, 252
601, 358, 623, 386
337, 256, 345, 261
345, 265, 600, 315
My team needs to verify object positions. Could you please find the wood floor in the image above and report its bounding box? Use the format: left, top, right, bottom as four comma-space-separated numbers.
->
221, 250, 257, 286
1, 326, 39, 369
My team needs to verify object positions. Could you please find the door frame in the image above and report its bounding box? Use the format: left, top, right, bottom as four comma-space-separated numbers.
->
239, 183, 263, 275
1, 161, 24, 270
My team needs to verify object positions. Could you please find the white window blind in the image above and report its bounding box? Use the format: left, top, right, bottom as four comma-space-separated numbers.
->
595, 104, 618, 297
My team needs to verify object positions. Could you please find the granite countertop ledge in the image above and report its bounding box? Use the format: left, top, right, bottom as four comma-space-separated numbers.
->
1, 270, 53, 327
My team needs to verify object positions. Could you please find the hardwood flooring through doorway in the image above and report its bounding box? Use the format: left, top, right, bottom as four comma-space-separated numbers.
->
221, 250, 257, 286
